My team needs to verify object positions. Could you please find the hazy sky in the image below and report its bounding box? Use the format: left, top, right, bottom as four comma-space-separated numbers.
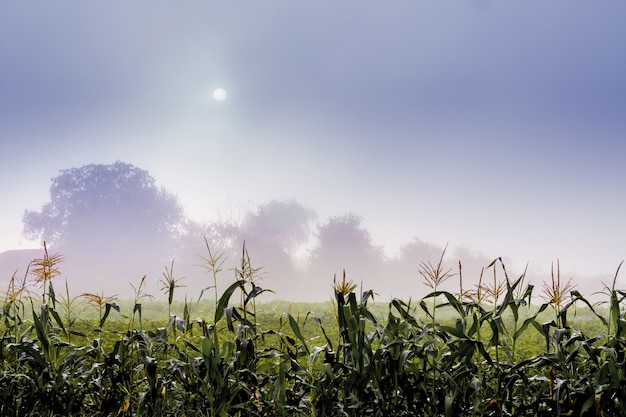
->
1, 1, 625, 280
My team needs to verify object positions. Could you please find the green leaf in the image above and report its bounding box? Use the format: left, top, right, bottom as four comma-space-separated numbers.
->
512, 303, 549, 341
32, 310, 49, 352
438, 325, 466, 339
489, 316, 502, 347
445, 394, 454, 417
309, 345, 326, 366
287, 313, 309, 354
134, 303, 142, 327
48, 282, 57, 306
7, 342, 46, 367
50, 308, 65, 331
399, 349, 413, 370
215, 280, 245, 323
362, 289, 375, 304
100, 302, 120, 329
225, 307, 235, 332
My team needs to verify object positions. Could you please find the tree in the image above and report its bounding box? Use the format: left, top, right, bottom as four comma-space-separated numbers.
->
170, 199, 317, 300
22, 161, 185, 292
170, 199, 318, 300
386, 240, 498, 299
241, 199, 316, 259
306, 213, 384, 299
385, 238, 447, 299
23, 161, 184, 248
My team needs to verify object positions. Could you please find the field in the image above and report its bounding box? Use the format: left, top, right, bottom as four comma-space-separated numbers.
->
1, 247, 625, 416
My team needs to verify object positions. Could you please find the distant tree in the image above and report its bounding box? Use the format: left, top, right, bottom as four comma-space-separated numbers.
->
307, 213, 384, 297
232, 200, 315, 299
386, 240, 498, 298
241, 199, 316, 258
178, 218, 241, 258
174, 218, 242, 292
175, 199, 315, 268
385, 238, 447, 298
23, 161, 184, 249
397, 238, 445, 264
452, 246, 505, 289
22, 161, 185, 289
172, 199, 317, 300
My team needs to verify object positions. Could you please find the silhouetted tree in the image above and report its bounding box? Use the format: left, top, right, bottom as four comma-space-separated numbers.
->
178, 218, 241, 260
452, 247, 509, 291
397, 238, 445, 265
384, 239, 449, 299
385, 240, 500, 299
22, 161, 185, 292
24, 161, 183, 249
173, 199, 317, 300
307, 213, 384, 299
385, 238, 443, 289
235, 200, 316, 299
242, 199, 316, 257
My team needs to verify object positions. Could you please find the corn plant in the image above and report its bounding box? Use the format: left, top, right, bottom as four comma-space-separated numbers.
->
3, 241, 626, 416
198, 236, 227, 313
158, 258, 185, 331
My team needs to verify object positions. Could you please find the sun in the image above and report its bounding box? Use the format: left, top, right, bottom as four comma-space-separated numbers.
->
213, 88, 228, 102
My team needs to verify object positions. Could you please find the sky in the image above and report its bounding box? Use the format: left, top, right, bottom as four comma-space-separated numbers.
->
1, 1, 625, 290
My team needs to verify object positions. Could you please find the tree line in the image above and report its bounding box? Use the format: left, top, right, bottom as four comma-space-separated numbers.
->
20, 161, 493, 301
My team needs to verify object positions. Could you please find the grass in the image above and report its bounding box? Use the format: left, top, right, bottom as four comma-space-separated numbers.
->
0, 243, 624, 416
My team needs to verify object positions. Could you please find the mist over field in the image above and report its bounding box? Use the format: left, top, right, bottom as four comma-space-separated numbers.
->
0, 173, 617, 304
1, 2, 625, 303
0, 170, 496, 302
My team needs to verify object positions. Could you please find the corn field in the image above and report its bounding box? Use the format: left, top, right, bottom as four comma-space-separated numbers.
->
1, 244, 625, 416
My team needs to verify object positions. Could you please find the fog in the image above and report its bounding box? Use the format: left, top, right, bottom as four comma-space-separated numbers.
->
0, 182, 617, 303
1, 2, 625, 302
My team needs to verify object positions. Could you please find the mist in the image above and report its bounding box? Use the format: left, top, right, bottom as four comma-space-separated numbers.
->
1, 168, 619, 305
1, 2, 625, 303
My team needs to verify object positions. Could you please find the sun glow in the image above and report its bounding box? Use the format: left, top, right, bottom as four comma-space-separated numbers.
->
213, 88, 227, 101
